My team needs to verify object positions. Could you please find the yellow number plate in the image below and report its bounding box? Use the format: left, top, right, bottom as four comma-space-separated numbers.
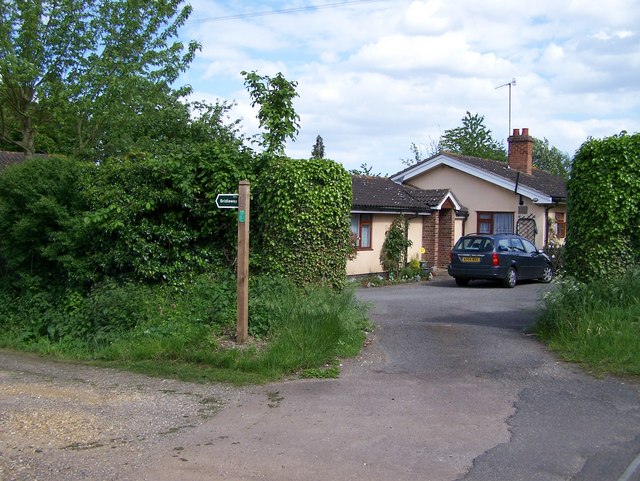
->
461, 256, 481, 263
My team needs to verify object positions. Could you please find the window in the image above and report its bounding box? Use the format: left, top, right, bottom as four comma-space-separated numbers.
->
477, 212, 514, 234
509, 238, 525, 252
351, 214, 372, 249
454, 237, 494, 252
521, 239, 538, 253
555, 212, 566, 238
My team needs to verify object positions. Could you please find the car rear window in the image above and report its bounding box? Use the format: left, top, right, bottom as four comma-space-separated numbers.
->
454, 237, 494, 252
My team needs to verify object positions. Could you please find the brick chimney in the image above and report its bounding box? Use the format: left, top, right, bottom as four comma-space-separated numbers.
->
508, 128, 533, 175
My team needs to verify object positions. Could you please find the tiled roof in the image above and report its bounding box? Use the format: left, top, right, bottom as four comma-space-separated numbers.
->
352, 175, 452, 212
392, 151, 568, 200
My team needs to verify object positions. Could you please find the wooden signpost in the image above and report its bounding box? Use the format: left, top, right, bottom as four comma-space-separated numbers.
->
236, 181, 250, 344
216, 181, 249, 344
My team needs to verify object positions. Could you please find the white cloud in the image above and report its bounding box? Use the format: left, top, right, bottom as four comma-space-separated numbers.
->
178, 0, 640, 174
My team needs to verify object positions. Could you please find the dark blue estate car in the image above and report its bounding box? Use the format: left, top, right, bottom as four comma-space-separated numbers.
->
448, 233, 553, 288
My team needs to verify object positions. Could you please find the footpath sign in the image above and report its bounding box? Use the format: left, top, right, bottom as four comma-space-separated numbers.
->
215, 185, 249, 344
215, 193, 239, 209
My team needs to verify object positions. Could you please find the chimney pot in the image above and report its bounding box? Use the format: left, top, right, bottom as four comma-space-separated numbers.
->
508, 127, 533, 175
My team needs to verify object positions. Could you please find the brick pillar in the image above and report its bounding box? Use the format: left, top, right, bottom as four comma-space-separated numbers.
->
422, 214, 439, 268
438, 209, 455, 268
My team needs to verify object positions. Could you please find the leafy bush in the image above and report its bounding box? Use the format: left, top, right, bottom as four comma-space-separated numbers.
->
544, 243, 565, 273
0, 156, 89, 289
565, 132, 640, 280
253, 157, 352, 289
81, 147, 254, 284
380, 216, 412, 277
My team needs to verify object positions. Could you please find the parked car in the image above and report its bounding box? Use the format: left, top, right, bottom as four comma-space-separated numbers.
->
448, 233, 553, 288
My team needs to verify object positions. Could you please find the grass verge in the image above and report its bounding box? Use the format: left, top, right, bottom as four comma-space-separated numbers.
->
0, 276, 373, 385
534, 269, 640, 376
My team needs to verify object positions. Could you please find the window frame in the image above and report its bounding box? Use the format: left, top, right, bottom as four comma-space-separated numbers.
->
476, 211, 514, 235
351, 213, 373, 250
555, 212, 566, 238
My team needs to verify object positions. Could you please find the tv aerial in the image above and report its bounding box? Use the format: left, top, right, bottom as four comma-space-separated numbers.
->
496, 78, 516, 137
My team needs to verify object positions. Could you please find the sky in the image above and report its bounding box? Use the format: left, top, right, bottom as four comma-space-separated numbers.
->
178, 0, 640, 175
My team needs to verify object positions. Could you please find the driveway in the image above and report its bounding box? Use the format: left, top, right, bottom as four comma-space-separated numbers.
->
2, 276, 640, 480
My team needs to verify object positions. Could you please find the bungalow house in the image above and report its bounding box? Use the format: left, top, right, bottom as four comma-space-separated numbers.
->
348, 174, 464, 276
348, 128, 567, 276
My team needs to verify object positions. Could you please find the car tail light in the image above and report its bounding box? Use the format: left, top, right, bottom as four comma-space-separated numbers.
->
492, 253, 500, 266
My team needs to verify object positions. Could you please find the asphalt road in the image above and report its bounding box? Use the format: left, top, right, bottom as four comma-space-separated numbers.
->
3, 275, 640, 480
357, 277, 640, 481
130, 275, 640, 481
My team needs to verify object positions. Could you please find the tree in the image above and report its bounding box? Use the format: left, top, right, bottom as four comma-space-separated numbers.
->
242, 70, 300, 156
439, 112, 507, 161
533, 137, 570, 179
349, 162, 380, 176
311, 135, 325, 159
401, 139, 440, 167
0, 0, 199, 157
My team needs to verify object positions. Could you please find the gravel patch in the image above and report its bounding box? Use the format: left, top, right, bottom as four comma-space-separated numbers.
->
0, 350, 248, 481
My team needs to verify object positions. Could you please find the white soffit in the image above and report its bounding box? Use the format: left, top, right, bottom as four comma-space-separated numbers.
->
392, 154, 552, 204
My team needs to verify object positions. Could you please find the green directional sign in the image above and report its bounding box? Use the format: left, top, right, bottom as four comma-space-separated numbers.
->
216, 193, 238, 209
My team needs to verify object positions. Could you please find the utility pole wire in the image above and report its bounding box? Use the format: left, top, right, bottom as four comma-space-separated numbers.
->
188, 0, 391, 24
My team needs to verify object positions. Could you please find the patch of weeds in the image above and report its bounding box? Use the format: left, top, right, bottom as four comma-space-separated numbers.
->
300, 359, 341, 379
158, 424, 196, 436
197, 396, 224, 418
266, 390, 284, 408
63, 441, 105, 451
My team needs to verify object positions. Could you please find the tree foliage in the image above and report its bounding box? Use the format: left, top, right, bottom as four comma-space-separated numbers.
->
565, 132, 640, 280
533, 137, 570, 179
439, 112, 507, 161
348, 162, 380, 177
253, 158, 352, 289
311, 135, 325, 159
0, 63, 355, 296
242, 70, 300, 156
0, 0, 199, 157
401, 140, 440, 167
0, 156, 88, 287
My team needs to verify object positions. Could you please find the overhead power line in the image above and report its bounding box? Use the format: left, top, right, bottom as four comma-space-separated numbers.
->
188, 0, 391, 24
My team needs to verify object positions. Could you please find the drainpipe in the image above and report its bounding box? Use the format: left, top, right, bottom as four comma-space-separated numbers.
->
460, 210, 469, 236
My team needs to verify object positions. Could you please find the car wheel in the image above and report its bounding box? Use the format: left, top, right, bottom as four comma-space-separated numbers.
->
503, 267, 517, 288
455, 278, 470, 287
541, 265, 553, 283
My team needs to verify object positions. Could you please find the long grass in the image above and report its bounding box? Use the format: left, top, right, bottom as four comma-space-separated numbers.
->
534, 268, 640, 376
0, 276, 372, 384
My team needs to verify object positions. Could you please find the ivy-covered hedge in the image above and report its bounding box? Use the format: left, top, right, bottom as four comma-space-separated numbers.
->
0, 152, 353, 292
565, 132, 640, 280
253, 157, 352, 289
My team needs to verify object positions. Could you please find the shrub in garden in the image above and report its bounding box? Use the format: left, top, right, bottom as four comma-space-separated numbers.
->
565, 132, 640, 280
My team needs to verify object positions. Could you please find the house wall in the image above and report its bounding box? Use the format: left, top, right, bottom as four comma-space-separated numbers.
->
547, 206, 567, 244
347, 214, 424, 276
455, 217, 464, 242
407, 165, 556, 247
